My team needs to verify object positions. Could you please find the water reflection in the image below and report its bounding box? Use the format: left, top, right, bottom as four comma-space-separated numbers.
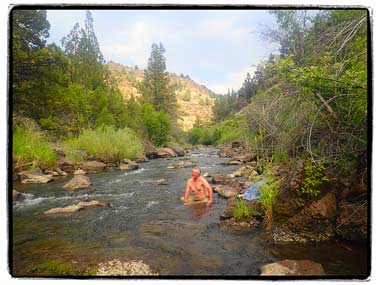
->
186, 202, 210, 220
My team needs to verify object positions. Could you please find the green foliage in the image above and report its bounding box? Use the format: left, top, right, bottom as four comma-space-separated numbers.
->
67, 125, 143, 163
300, 159, 329, 198
13, 126, 57, 169
26, 259, 88, 276
258, 177, 281, 230
141, 104, 171, 147
273, 150, 289, 163
187, 127, 221, 146
213, 90, 238, 122
233, 199, 252, 221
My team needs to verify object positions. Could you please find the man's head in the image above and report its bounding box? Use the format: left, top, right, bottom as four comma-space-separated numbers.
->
191, 167, 201, 180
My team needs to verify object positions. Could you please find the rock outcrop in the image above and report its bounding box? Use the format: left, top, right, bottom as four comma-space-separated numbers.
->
170, 146, 185, 157
156, 148, 177, 158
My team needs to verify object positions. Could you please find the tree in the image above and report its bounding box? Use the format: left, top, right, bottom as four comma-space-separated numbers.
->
140, 43, 177, 116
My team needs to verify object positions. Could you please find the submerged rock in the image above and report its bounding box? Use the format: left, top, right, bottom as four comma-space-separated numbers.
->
96, 259, 158, 276
44, 200, 110, 214
74, 168, 86, 175
63, 174, 91, 190
260, 259, 326, 276
168, 160, 196, 169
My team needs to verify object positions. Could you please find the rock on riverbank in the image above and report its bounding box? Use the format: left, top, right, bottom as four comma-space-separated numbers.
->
96, 259, 158, 276
260, 259, 326, 276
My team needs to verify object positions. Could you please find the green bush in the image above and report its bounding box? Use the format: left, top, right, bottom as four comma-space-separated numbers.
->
141, 103, 171, 147
301, 159, 329, 198
13, 126, 57, 169
182, 90, 191, 102
67, 125, 143, 163
233, 199, 251, 221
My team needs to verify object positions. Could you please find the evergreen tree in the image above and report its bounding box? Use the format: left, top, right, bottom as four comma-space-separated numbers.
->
140, 43, 177, 116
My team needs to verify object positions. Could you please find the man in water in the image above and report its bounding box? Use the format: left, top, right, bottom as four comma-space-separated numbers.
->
183, 167, 213, 205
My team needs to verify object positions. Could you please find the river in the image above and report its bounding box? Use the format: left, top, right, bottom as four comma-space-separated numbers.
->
12, 149, 368, 277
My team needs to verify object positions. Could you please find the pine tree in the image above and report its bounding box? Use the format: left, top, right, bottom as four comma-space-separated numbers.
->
140, 43, 177, 116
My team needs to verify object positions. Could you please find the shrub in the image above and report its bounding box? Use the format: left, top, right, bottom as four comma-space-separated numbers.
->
182, 90, 191, 102
141, 104, 171, 147
67, 126, 143, 163
13, 126, 57, 169
300, 159, 329, 198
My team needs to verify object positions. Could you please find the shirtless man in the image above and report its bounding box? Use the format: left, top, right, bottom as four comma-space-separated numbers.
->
183, 168, 213, 205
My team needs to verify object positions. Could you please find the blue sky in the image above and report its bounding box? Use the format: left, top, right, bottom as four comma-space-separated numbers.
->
46, 9, 280, 94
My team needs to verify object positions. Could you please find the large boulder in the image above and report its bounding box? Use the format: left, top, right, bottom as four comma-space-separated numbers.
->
211, 174, 241, 189
19, 169, 53, 184
63, 174, 91, 190
308, 192, 337, 220
260, 260, 326, 276
170, 146, 185, 157
82, 161, 106, 172
57, 157, 75, 173
213, 185, 240, 199
134, 153, 149, 163
44, 200, 110, 214
156, 148, 177, 158
232, 165, 258, 179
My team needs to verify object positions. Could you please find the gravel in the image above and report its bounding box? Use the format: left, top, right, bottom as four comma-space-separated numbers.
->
96, 259, 158, 276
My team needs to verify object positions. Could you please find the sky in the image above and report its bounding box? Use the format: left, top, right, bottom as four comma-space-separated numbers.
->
46, 9, 280, 94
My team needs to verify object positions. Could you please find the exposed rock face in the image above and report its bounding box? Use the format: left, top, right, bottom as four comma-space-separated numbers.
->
82, 161, 106, 172
44, 200, 110, 214
156, 148, 177, 158
120, 159, 139, 171
336, 199, 367, 241
63, 174, 91, 190
19, 169, 53, 184
272, 192, 338, 243
58, 157, 75, 173
260, 260, 326, 276
170, 146, 185, 157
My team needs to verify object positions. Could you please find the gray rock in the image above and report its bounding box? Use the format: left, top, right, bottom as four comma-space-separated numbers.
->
213, 185, 240, 199
12, 190, 25, 202
120, 160, 139, 171
63, 174, 91, 190
260, 259, 326, 276
170, 146, 185, 157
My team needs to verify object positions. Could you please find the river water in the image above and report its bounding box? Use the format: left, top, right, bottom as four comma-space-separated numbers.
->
12, 150, 368, 277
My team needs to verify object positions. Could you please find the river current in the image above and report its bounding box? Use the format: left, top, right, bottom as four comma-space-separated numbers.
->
12, 150, 368, 277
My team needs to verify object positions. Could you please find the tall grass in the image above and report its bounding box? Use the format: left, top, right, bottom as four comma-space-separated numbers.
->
66, 126, 143, 163
258, 176, 281, 231
13, 126, 57, 169
233, 199, 251, 221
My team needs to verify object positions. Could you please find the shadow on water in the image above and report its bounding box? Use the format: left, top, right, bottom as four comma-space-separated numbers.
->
12, 150, 368, 277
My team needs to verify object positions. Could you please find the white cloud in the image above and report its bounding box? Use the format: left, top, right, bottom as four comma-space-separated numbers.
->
100, 20, 173, 68
207, 65, 257, 94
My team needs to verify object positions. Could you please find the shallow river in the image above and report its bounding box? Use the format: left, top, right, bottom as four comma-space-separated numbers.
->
12, 150, 368, 277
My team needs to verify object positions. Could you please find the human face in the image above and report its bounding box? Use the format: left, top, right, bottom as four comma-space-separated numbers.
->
192, 169, 201, 180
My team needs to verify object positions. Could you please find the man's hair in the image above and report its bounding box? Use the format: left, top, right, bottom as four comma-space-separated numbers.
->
192, 167, 201, 174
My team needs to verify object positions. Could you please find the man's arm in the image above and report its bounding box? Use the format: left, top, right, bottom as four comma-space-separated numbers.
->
201, 177, 213, 204
184, 180, 191, 203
